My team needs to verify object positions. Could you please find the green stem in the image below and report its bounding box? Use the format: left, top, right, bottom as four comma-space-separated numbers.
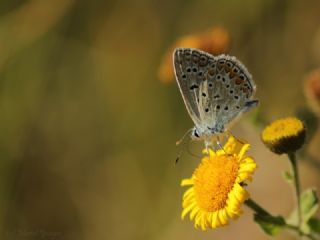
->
288, 152, 302, 229
245, 198, 270, 216
245, 199, 316, 240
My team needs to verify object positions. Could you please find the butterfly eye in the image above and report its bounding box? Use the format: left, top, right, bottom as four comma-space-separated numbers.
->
193, 130, 200, 138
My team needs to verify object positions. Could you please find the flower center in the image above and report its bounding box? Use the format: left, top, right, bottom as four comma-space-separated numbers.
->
193, 155, 239, 212
262, 118, 304, 142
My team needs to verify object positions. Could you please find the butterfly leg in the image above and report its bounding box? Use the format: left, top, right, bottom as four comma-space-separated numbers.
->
204, 141, 211, 155
216, 135, 226, 154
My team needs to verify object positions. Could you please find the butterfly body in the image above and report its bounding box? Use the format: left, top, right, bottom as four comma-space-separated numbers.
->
173, 48, 258, 147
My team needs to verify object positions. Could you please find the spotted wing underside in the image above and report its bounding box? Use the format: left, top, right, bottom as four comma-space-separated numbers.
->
173, 48, 257, 129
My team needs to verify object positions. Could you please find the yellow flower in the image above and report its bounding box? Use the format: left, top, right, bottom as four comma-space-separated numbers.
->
304, 69, 320, 116
181, 137, 256, 230
158, 26, 231, 83
261, 117, 306, 154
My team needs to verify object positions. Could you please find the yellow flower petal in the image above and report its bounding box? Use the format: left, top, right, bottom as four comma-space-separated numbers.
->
190, 206, 200, 220
218, 209, 228, 226
238, 144, 250, 159
211, 211, 219, 228
181, 178, 194, 186
181, 201, 197, 219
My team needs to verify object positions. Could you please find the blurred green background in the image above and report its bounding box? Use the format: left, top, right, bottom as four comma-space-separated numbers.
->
0, 0, 320, 239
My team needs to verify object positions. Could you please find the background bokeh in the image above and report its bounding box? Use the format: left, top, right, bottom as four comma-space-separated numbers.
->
0, 0, 320, 239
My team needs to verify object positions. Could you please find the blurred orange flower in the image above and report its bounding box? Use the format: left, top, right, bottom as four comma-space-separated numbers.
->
158, 27, 231, 83
304, 69, 320, 116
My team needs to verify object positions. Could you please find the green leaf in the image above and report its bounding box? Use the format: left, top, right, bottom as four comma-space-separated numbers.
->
282, 171, 293, 184
287, 188, 319, 233
301, 189, 319, 222
308, 218, 320, 234
254, 214, 285, 236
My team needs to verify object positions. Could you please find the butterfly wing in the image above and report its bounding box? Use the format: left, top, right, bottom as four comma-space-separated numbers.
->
203, 53, 258, 129
173, 48, 214, 127
173, 48, 258, 131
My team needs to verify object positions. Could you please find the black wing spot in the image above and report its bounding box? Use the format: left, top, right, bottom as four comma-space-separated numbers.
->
182, 74, 187, 79
236, 106, 240, 109
214, 94, 220, 99
198, 71, 203, 76
209, 83, 213, 88
190, 84, 199, 90
234, 95, 239, 99
222, 77, 226, 82
202, 92, 206, 97
205, 108, 209, 112
230, 90, 234, 94
186, 67, 191, 73
217, 75, 221, 80
226, 84, 230, 88
224, 106, 229, 111
192, 67, 197, 72
216, 105, 221, 110
239, 75, 245, 80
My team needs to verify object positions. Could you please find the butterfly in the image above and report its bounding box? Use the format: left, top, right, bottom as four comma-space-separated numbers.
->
173, 48, 258, 149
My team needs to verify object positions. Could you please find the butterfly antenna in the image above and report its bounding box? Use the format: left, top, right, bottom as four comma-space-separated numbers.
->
175, 128, 193, 165
186, 138, 201, 159
226, 130, 246, 144
176, 128, 193, 146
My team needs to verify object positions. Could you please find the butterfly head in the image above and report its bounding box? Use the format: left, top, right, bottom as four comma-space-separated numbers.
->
191, 123, 225, 141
